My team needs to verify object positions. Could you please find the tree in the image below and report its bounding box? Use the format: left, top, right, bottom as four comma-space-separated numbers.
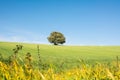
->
47, 31, 66, 45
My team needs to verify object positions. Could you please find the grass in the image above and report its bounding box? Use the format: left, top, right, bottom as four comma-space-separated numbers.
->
0, 41, 120, 69
1, 60, 120, 80
0, 42, 120, 80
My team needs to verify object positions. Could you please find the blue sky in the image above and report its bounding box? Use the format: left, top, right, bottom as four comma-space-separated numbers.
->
0, 0, 120, 45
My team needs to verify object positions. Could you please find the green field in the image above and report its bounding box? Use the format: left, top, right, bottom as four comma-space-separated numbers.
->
0, 42, 120, 69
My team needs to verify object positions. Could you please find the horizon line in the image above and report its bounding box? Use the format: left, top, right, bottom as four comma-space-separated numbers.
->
0, 41, 120, 46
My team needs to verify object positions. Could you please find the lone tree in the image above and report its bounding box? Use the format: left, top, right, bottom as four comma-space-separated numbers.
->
47, 31, 66, 45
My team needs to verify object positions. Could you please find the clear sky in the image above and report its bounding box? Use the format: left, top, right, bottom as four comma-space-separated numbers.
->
0, 0, 120, 45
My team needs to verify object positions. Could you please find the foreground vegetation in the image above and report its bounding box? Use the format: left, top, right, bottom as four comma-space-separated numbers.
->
0, 56, 120, 80
0, 42, 120, 79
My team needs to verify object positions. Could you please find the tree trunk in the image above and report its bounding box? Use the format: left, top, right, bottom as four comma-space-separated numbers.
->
54, 43, 58, 45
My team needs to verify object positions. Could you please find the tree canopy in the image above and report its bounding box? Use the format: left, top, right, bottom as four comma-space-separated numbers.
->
47, 32, 66, 45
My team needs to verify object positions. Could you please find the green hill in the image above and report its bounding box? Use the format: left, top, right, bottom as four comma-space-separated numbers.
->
0, 42, 120, 69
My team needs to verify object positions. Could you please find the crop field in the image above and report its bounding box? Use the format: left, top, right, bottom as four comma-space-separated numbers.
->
0, 42, 120, 80
0, 42, 120, 66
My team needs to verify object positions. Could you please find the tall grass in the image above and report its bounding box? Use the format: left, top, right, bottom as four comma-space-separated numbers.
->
0, 42, 120, 80
0, 45, 120, 80
0, 58, 120, 80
